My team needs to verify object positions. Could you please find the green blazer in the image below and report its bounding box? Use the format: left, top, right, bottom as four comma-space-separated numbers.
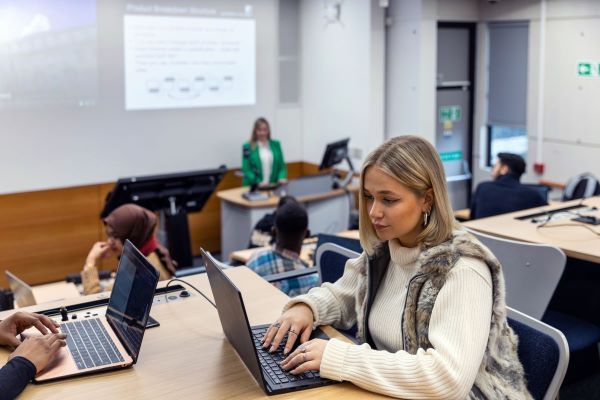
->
241, 139, 287, 186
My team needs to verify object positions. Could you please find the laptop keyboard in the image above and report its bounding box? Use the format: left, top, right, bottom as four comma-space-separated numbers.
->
61, 319, 124, 370
252, 326, 320, 385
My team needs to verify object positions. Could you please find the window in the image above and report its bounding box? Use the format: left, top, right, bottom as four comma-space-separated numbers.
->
486, 22, 529, 166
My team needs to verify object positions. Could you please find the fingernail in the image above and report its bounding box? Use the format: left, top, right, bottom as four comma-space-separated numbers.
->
269, 346, 275, 352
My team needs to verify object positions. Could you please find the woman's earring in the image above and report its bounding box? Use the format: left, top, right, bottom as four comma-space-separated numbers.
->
423, 211, 429, 227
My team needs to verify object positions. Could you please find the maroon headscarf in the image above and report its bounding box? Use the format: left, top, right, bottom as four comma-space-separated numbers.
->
103, 204, 177, 274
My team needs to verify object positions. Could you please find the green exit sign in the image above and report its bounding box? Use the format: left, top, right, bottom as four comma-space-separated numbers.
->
577, 62, 592, 76
439, 150, 463, 162
439, 105, 461, 122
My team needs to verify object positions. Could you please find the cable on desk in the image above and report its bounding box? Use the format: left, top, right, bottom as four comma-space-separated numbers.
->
537, 222, 600, 236
164, 278, 216, 309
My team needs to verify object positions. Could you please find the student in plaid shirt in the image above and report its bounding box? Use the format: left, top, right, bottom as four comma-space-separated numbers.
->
247, 201, 319, 296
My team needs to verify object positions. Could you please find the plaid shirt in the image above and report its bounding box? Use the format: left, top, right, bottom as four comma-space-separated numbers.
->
246, 247, 319, 297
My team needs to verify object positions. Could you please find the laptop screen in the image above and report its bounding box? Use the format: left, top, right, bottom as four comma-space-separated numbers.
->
201, 249, 266, 391
106, 240, 159, 363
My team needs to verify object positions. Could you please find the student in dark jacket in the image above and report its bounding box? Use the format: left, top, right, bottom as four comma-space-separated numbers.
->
0, 311, 66, 399
470, 153, 547, 219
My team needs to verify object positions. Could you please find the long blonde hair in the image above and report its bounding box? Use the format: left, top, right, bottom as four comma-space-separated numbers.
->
358, 135, 457, 254
250, 117, 271, 147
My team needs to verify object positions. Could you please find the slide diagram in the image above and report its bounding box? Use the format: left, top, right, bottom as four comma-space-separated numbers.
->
124, 14, 256, 110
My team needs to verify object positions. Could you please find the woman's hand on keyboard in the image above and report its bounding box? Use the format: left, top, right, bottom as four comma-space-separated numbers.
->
281, 338, 327, 375
262, 303, 314, 355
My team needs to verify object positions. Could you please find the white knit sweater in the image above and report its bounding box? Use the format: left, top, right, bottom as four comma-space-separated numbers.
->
286, 239, 493, 399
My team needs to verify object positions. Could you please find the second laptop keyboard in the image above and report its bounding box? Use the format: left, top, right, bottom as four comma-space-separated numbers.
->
61, 319, 124, 370
252, 326, 320, 385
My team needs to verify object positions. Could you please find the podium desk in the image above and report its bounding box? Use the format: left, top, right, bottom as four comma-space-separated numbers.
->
0, 267, 388, 400
463, 197, 600, 264
217, 182, 358, 258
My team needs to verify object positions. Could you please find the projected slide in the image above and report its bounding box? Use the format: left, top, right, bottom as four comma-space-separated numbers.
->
0, 0, 97, 108
124, 15, 256, 110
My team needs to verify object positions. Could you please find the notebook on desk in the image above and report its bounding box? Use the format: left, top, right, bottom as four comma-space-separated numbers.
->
201, 248, 337, 395
21, 240, 159, 382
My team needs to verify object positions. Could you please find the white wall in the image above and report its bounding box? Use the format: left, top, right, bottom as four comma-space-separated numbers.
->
0, 0, 302, 195
300, 0, 385, 170
473, 0, 600, 186
385, 0, 477, 143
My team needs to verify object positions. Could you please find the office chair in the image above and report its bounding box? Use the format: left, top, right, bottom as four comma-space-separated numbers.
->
562, 173, 600, 201
507, 307, 569, 400
315, 242, 360, 286
313, 233, 362, 266
522, 183, 552, 202
466, 229, 565, 319
314, 243, 361, 338
467, 228, 600, 381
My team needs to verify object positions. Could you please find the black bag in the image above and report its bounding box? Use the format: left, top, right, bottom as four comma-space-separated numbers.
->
0, 288, 14, 311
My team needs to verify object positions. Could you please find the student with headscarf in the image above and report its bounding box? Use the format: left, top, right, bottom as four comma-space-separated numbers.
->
81, 204, 176, 294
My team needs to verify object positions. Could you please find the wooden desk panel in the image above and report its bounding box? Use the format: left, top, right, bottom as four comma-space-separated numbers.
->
0, 268, 388, 399
463, 197, 600, 263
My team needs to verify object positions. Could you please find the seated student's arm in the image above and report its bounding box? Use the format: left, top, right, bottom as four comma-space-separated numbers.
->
0, 357, 36, 400
81, 241, 110, 295
284, 252, 367, 331
0, 312, 66, 400
317, 258, 493, 399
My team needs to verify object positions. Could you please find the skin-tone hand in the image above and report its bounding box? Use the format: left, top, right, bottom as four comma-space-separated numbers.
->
86, 241, 110, 267
281, 338, 328, 374
9, 333, 67, 373
261, 304, 314, 355
0, 311, 60, 348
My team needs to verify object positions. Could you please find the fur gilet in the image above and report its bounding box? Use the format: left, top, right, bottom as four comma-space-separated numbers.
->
356, 230, 532, 400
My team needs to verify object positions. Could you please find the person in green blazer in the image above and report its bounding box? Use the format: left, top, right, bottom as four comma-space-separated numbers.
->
242, 117, 287, 187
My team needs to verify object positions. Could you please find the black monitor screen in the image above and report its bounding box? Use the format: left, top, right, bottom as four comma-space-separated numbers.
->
101, 166, 227, 218
106, 240, 159, 363
319, 138, 350, 170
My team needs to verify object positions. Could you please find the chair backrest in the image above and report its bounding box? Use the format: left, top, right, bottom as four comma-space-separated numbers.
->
507, 307, 569, 400
521, 183, 551, 202
313, 233, 362, 264
315, 243, 361, 284
466, 229, 566, 320
562, 172, 600, 201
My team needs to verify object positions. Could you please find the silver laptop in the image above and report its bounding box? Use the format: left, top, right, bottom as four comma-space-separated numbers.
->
21, 240, 160, 382
5, 270, 36, 308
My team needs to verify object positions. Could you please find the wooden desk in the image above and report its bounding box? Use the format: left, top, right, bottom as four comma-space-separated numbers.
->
217, 181, 358, 258
463, 197, 600, 263
335, 230, 359, 240
0, 268, 387, 399
230, 239, 317, 266
31, 281, 81, 305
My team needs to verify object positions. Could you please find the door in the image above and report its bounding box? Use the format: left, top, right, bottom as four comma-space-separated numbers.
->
436, 23, 475, 210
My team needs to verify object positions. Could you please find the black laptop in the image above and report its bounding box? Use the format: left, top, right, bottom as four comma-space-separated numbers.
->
201, 249, 336, 395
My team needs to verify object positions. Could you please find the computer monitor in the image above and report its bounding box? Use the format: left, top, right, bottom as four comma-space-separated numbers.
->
318, 138, 351, 170
318, 138, 354, 189
101, 166, 227, 268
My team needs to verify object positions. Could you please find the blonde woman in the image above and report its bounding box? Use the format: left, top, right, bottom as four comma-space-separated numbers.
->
261, 136, 532, 399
